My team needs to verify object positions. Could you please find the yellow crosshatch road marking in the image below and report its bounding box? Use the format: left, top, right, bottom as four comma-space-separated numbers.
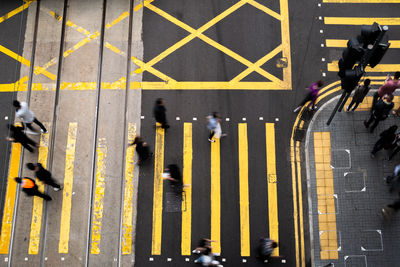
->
211, 138, 221, 254
326, 39, 400, 48
325, 17, 400, 25
266, 123, 279, 256
59, 122, 78, 253
91, 138, 107, 254
238, 124, 250, 257
0, 143, 22, 254
152, 125, 165, 255
28, 130, 49, 254
313, 132, 338, 260
0, 1, 32, 24
181, 123, 192, 256
121, 123, 136, 255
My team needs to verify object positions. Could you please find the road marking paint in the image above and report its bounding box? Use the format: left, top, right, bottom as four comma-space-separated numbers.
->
106, 11, 129, 29
151, 125, 165, 255
59, 122, 78, 253
134, 0, 154, 12
0, 143, 22, 254
121, 123, 136, 255
266, 123, 279, 256
211, 138, 221, 254
238, 124, 250, 257
131, 56, 176, 82
313, 132, 338, 259
181, 123, 192, 255
323, 0, 400, 2
328, 61, 400, 72
247, 0, 281, 20
90, 138, 107, 254
324, 17, 400, 25
296, 142, 305, 266
28, 129, 49, 254
279, 0, 292, 89
326, 39, 400, 48
0, 1, 32, 24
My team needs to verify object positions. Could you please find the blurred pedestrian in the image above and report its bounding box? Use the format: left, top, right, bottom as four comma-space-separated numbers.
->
14, 177, 52, 201
26, 163, 62, 191
257, 237, 278, 261
293, 80, 324, 112
193, 238, 215, 255
129, 136, 153, 165
364, 94, 394, 133
346, 79, 371, 112
6, 124, 38, 153
13, 100, 47, 133
194, 245, 222, 266
163, 164, 183, 193
372, 72, 400, 108
381, 196, 400, 221
370, 125, 398, 158
153, 98, 169, 129
207, 112, 220, 143
385, 164, 400, 193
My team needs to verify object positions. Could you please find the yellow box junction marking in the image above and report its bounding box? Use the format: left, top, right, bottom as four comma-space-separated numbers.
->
181, 123, 192, 255
238, 124, 250, 257
90, 138, 107, 254
265, 123, 279, 256
211, 138, 221, 254
326, 39, 400, 48
323, 0, 400, 3
151, 125, 165, 255
0, 143, 22, 254
324, 17, 400, 25
0, 1, 32, 24
121, 123, 136, 255
59, 122, 78, 253
28, 130, 49, 254
328, 61, 400, 73
313, 132, 338, 260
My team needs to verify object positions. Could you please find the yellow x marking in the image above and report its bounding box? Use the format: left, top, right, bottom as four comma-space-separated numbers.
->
0, 1, 32, 24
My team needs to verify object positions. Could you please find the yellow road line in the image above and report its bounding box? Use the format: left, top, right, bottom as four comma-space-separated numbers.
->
134, 0, 154, 12
131, 56, 176, 82
328, 61, 400, 72
106, 11, 129, 29
265, 123, 279, 256
0, 1, 32, 24
211, 138, 221, 254
151, 125, 165, 255
181, 123, 192, 255
290, 139, 299, 266
324, 17, 400, 25
91, 138, 107, 254
323, 0, 400, 2
121, 123, 136, 255
296, 142, 305, 266
28, 130, 49, 254
0, 143, 22, 254
247, 0, 281, 20
280, 0, 292, 89
326, 39, 400, 48
238, 124, 250, 257
59, 122, 78, 253
313, 132, 338, 259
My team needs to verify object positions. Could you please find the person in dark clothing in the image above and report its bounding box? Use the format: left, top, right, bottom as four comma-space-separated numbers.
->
163, 164, 183, 193
14, 177, 52, 201
153, 98, 169, 129
6, 124, 38, 152
370, 125, 398, 158
347, 79, 371, 112
26, 163, 62, 191
257, 237, 278, 261
129, 136, 153, 165
364, 94, 394, 133
381, 195, 400, 221
385, 165, 400, 193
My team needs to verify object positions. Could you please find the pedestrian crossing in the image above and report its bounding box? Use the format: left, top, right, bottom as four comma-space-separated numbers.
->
0, 120, 287, 262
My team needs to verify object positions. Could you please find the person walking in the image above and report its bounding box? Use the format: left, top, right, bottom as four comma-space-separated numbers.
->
346, 79, 371, 112
153, 98, 169, 129
13, 100, 47, 133
385, 164, 400, 193
364, 94, 394, 133
372, 72, 400, 108
293, 80, 324, 112
14, 177, 52, 201
26, 163, 62, 191
6, 124, 38, 153
163, 164, 183, 193
129, 136, 153, 165
257, 237, 278, 261
381, 196, 400, 221
370, 125, 398, 158
207, 112, 220, 143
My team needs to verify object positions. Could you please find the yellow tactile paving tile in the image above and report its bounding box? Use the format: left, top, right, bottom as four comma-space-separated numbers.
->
313, 132, 338, 260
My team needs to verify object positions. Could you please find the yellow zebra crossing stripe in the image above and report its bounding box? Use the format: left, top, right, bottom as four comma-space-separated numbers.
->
326, 39, 400, 48
324, 17, 400, 25
59, 122, 78, 253
211, 138, 221, 254
181, 123, 192, 255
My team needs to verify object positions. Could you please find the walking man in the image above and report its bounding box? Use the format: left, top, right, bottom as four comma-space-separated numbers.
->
13, 100, 47, 133
6, 124, 38, 152
370, 125, 398, 158
346, 79, 371, 112
129, 136, 153, 165
364, 94, 394, 133
381, 196, 400, 221
372, 72, 400, 108
26, 163, 62, 191
14, 177, 52, 201
207, 112, 224, 142
293, 80, 324, 112
153, 98, 169, 129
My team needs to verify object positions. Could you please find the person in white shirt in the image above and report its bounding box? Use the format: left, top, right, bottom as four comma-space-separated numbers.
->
13, 100, 47, 133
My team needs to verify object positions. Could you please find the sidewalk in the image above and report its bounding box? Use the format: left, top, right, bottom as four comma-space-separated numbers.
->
306, 93, 400, 267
